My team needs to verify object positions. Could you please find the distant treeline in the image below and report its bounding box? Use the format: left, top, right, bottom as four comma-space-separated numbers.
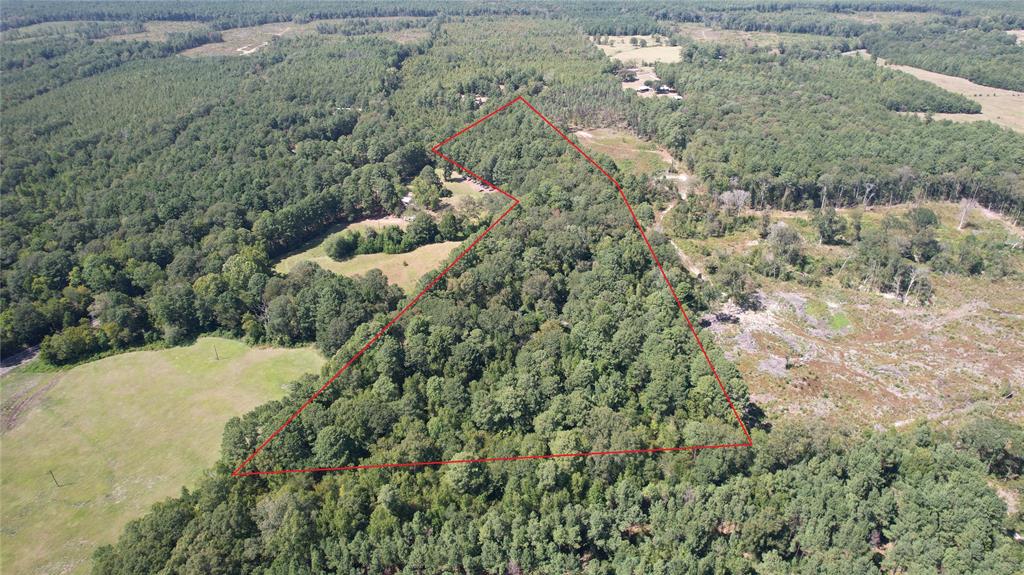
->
315, 17, 433, 36
641, 44, 1023, 218
1, 31, 223, 107
863, 24, 1024, 91
0, 20, 145, 41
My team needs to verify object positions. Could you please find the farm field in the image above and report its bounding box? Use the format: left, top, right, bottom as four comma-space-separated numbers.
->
0, 338, 324, 575
846, 50, 1024, 132
674, 202, 1024, 428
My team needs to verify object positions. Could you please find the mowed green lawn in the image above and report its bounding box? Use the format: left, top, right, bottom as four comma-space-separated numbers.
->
0, 337, 324, 575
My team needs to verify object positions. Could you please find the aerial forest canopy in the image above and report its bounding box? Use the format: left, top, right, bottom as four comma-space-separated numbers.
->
0, 1, 1022, 573
3, 1, 1023, 358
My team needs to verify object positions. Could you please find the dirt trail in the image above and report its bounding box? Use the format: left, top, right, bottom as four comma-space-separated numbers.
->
0, 346, 38, 377
2, 373, 59, 432
654, 201, 704, 277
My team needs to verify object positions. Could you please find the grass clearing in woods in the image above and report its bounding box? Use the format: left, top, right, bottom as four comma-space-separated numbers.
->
294, 241, 462, 292
273, 217, 409, 274
845, 50, 1024, 133
0, 337, 323, 575
595, 35, 681, 63
573, 128, 673, 174
272, 217, 464, 292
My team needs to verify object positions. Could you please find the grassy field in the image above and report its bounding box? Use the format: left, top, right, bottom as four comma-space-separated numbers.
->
274, 216, 407, 273
277, 240, 461, 292
846, 50, 1024, 133
574, 128, 674, 174
673, 202, 1024, 428
595, 35, 681, 64
272, 216, 463, 293
442, 173, 493, 211
880, 60, 1024, 133
0, 337, 323, 575
275, 183, 487, 292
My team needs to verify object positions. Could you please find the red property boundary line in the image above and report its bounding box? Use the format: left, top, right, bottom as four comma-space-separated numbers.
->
232, 96, 751, 477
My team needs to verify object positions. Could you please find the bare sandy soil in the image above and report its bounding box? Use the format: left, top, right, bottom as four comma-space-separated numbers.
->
682, 203, 1024, 428
706, 278, 1024, 428
181, 21, 312, 56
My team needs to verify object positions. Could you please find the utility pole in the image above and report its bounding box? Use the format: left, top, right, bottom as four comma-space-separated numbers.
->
214, 345, 220, 361
48, 470, 61, 487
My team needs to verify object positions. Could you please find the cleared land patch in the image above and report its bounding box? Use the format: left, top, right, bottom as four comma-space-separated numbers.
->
678, 202, 1024, 428
671, 23, 840, 48
846, 50, 1024, 133
574, 128, 674, 174
180, 17, 427, 56
274, 216, 408, 273
595, 35, 681, 64
102, 21, 210, 42
181, 21, 309, 56
290, 241, 461, 292
441, 172, 493, 211
708, 276, 1024, 427
0, 338, 323, 575
272, 217, 462, 293
835, 10, 939, 24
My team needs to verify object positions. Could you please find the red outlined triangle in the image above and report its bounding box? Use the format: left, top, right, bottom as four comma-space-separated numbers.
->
232, 96, 751, 477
